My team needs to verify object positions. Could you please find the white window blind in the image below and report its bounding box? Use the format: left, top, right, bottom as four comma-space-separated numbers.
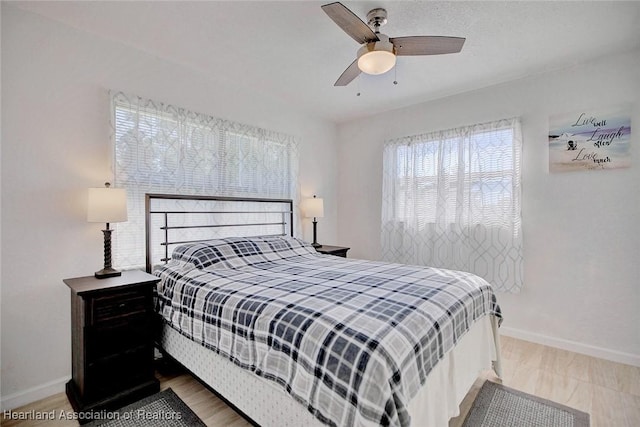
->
381, 118, 523, 292
111, 92, 299, 269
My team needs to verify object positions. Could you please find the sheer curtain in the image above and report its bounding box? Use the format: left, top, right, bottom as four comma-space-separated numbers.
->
111, 92, 299, 269
381, 118, 523, 293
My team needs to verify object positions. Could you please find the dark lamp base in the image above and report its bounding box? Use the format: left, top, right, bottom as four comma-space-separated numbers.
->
311, 242, 321, 248
95, 268, 122, 279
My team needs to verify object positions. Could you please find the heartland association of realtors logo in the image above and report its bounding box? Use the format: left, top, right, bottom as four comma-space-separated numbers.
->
3, 409, 183, 422
548, 105, 631, 172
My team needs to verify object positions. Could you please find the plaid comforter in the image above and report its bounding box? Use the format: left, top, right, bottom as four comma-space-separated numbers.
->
155, 236, 501, 427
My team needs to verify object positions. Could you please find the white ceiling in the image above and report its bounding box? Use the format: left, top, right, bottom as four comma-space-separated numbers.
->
11, 1, 640, 124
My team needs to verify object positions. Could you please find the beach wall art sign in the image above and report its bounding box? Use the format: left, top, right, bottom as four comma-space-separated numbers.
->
548, 105, 631, 172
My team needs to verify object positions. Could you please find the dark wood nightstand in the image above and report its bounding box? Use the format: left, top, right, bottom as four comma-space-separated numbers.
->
64, 270, 160, 422
314, 245, 350, 257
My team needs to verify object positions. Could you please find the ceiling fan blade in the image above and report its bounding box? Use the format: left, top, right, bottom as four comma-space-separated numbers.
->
334, 59, 361, 86
390, 36, 465, 56
322, 2, 379, 44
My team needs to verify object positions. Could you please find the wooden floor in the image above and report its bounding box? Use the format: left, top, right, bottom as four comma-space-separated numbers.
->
3, 336, 639, 426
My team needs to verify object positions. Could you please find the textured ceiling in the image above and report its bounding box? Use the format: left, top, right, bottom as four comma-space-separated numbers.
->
10, 1, 640, 124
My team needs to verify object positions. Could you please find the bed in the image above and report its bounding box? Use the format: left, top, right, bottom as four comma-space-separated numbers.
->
145, 194, 502, 427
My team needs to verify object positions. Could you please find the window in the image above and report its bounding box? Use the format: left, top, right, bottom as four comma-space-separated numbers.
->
111, 92, 299, 269
382, 118, 523, 292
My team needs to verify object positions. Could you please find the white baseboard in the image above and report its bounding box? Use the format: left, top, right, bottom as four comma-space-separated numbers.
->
500, 326, 640, 367
1, 376, 69, 411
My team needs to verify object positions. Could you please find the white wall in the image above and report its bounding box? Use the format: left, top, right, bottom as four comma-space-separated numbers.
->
0, 6, 337, 409
337, 49, 640, 366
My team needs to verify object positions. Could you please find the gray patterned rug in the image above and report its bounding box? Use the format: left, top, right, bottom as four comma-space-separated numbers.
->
85, 388, 206, 427
463, 381, 590, 427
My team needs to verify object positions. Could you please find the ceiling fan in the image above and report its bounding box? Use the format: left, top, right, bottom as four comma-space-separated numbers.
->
321, 2, 466, 86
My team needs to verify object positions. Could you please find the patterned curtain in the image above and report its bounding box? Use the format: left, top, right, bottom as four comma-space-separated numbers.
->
111, 92, 299, 269
381, 118, 523, 293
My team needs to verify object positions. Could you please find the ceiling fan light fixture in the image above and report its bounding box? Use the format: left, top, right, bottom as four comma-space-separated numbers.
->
357, 40, 396, 75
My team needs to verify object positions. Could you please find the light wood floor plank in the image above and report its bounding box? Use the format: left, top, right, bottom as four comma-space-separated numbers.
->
3, 336, 639, 426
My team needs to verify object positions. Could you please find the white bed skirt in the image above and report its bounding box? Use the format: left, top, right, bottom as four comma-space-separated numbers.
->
160, 315, 501, 427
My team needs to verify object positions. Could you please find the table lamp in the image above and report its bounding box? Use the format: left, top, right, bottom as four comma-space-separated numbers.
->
303, 195, 324, 248
87, 182, 128, 278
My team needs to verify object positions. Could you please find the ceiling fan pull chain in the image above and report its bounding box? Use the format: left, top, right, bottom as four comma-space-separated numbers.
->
394, 65, 398, 85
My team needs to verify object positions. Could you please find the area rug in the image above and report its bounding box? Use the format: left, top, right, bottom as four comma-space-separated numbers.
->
462, 381, 590, 427
84, 388, 206, 427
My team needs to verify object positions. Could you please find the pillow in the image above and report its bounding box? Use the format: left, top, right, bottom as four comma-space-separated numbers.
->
171, 235, 317, 270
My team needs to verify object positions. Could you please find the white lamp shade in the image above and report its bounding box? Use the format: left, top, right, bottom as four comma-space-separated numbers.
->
358, 50, 396, 75
303, 197, 324, 218
357, 39, 396, 75
87, 187, 128, 223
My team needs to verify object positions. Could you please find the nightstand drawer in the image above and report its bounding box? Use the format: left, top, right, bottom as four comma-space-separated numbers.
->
90, 288, 150, 325
87, 317, 152, 360
86, 348, 154, 399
